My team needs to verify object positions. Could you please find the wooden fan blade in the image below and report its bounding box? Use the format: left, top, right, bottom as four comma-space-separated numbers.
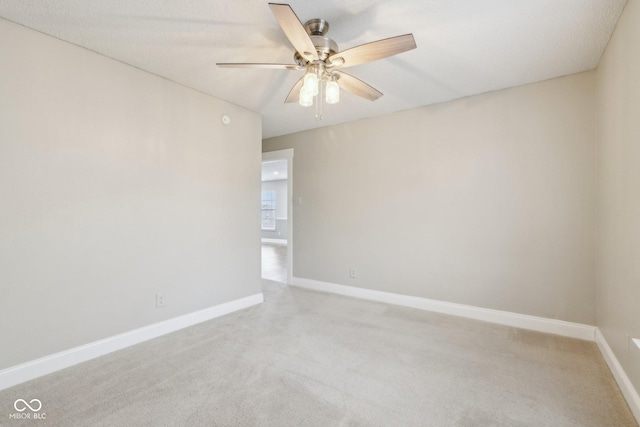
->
269, 3, 318, 62
285, 77, 305, 103
328, 34, 416, 68
334, 71, 383, 101
216, 63, 303, 70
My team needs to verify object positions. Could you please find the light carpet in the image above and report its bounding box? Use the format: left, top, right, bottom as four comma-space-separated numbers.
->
0, 280, 637, 426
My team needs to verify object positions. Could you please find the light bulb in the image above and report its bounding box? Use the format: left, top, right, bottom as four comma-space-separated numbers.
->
299, 86, 313, 107
303, 71, 319, 96
325, 80, 339, 104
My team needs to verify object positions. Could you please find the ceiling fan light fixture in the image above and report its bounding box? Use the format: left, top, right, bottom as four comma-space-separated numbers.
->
303, 69, 319, 96
325, 78, 339, 104
299, 86, 314, 107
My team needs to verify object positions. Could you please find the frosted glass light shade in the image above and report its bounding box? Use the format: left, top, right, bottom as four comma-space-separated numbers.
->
303, 71, 319, 96
325, 80, 339, 104
299, 87, 313, 107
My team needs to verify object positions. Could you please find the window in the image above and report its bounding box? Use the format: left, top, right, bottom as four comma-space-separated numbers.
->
261, 190, 276, 230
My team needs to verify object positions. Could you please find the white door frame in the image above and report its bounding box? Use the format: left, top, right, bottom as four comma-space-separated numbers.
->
262, 148, 293, 283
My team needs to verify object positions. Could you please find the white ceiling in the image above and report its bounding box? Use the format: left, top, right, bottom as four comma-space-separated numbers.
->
0, 0, 627, 139
262, 159, 288, 182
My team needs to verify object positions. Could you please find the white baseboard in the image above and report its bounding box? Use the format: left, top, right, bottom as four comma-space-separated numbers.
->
261, 238, 287, 245
291, 277, 595, 341
0, 293, 264, 391
595, 328, 640, 424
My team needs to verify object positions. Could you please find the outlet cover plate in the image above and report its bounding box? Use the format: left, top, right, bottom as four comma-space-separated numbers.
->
156, 293, 166, 308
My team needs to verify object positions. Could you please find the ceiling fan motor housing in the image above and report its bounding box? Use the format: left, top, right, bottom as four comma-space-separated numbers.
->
294, 19, 339, 64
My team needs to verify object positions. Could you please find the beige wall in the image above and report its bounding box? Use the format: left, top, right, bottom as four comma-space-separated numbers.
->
596, 0, 640, 394
0, 19, 262, 369
264, 72, 597, 325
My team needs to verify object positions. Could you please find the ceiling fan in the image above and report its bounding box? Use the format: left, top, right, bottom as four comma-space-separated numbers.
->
217, 3, 416, 108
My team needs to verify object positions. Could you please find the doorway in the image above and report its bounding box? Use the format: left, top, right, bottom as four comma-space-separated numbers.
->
261, 149, 293, 283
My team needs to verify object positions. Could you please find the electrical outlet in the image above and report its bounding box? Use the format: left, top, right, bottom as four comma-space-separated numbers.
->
349, 267, 358, 278
156, 293, 166, 308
